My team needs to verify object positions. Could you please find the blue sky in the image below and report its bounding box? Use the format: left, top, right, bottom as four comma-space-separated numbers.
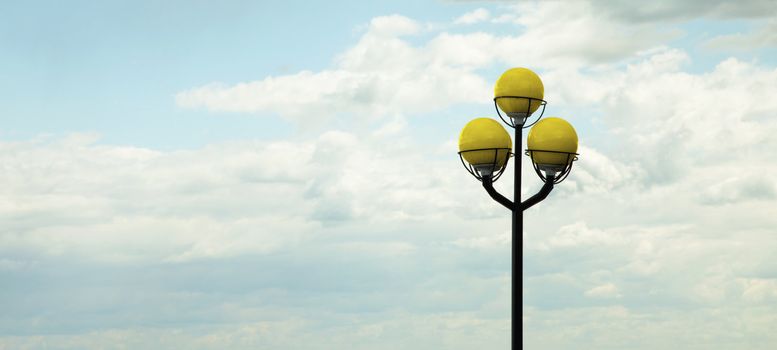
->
4, 0, 772, 149
2, 1, 777, 349
0, 0, 485, 148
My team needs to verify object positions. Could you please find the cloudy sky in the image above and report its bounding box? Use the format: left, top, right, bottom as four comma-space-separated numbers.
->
2, 0, 777, 349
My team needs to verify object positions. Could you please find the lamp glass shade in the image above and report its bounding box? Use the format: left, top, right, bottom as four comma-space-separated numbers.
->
527, 117, 578, 166
494, 67, 544, 115
459, 118, 512, 168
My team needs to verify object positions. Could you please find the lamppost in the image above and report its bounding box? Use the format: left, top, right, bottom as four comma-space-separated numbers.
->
457, 68, 579, 349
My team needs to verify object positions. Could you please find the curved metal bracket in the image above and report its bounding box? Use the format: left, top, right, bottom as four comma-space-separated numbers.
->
519, 174, 555, 211
481, 174, 557, 212
482, 175, 513, 210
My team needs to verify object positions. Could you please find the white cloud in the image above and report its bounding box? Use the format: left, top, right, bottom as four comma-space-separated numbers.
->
8, 2, 777, 348
536, 48, 777, 193
174, 0, 777, 122
561, 0, 777, 21
705, 18, 777, 49
367, 14, 423, 37
454, 8, 490, 25
0, 126, 519, 347
516, 45, 777, 343
699, 175, 777, 205
740, 278, 777, 303
584, 283, 621, 298
176, 38, 489, 122
524, 305, 777, 350
506, 1, 675, 67
455, 0, 775, 21
0, 313, 512, 350
562, 145, 644, 194
0, 125, 506, 264
176, 3, 677, 120
542, 222, 622, 249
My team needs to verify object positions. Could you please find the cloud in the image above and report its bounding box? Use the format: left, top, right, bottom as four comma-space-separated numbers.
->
562, 145, 643, 194
524, 305, 777, 350
512, 43, 777, 349
584, 283, 621, 298
499, 0, 777, 21
176, 15, 491, 121
537, 48, 777, 192
0, 313, 512, 350
176, 52, 488, 123
740, 278, 777, 303
602, 0, 777, 21
504, 1, 675, 66
176, 8, 777, 346
367, 14, 423, 37
0, 126, 521, 347
176, 4, 677, 120
705, 18, 777, 50
699, 175, 777, 205
8, 3, 777, 349
454, 8, 490, 24
0, 127, 502, 264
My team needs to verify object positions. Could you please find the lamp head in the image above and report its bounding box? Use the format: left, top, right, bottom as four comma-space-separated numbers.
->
526, 117, 579, 182
458, 118, 512, 179
494, 68, 545, 122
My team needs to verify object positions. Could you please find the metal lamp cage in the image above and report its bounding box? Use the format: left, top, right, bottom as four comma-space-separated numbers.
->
458, 147, 513, 182
493, 96, 547, 129
524, 149, 579, 184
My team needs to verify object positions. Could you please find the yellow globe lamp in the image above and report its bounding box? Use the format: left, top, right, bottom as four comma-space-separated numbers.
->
494, 67, 545, 121
458, 118, 512, 177
526, 117, 578, 170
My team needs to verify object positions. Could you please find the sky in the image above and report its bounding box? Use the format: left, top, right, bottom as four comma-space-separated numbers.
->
1, 0, 777, 349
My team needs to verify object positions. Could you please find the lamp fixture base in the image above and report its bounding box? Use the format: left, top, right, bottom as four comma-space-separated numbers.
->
525, 149, 579, 184
507, 112, 528, 127
473, 164, 495, 177
493, 96, 547, 129
458, 148, 513, 182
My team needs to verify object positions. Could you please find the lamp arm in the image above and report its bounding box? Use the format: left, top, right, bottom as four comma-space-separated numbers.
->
520, 174, 556, 211
482, 175, 513, 211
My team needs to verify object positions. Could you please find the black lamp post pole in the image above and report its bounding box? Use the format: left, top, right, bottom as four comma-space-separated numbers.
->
513, 120, 522, 350
473, 98, 567, 349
